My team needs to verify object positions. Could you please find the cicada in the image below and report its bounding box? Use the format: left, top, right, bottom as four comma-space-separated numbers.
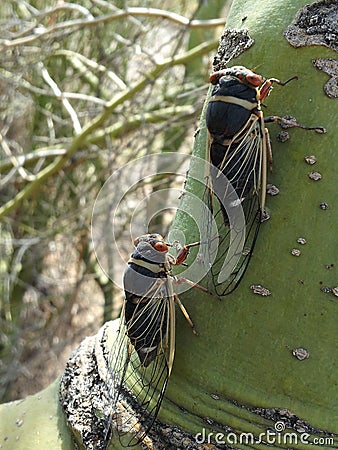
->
102, 234, 204, 448
203, 65, 324, 297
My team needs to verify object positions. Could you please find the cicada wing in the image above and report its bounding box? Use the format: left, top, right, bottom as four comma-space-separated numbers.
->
202, 115, 266, 297
100, 303, 130, 448
103, 279, 174, 448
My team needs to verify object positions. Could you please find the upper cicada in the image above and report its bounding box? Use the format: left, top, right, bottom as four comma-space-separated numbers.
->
203, 65, 324, 297
102, 233, 204, 448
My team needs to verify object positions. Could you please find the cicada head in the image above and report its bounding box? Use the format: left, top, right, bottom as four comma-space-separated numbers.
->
210, 66, 264, 89
133, 234, 169, 264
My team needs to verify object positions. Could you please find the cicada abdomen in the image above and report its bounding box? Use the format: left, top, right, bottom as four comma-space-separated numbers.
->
102, 234, 200, 448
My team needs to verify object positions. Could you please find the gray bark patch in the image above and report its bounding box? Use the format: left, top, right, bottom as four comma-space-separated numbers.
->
313, 58, 338, 98
212, 29, 254, 71
284, 0, 338, 52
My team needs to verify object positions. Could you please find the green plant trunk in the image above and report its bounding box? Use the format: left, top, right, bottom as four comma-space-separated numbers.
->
0, 380, 73, 450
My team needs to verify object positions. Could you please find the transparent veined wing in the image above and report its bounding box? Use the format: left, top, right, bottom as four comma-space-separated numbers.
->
102, 271, 175, 448
202, 111, 267, 298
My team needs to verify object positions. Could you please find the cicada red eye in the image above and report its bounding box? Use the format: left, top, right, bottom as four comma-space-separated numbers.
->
245, 72, 263, 87
209, 70, 227, 85
153, 241, 169, 252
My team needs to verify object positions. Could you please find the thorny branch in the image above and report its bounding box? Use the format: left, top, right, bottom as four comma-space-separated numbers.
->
39, 63, 82, 135
1, 6, 226, 49
0, 132, 36, 182
0, 37, 217, 218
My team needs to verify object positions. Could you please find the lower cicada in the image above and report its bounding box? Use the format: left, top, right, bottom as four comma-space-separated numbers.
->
102, 234, 205, 448
203, 65, 324, 297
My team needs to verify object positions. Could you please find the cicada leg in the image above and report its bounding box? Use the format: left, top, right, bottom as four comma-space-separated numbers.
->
260, 76, 298, 102
172, 241, 201, 266
173, 293, 198, 335
264, 126, 273, 169
264, 115, 325, 133
175, 275, 210, 294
